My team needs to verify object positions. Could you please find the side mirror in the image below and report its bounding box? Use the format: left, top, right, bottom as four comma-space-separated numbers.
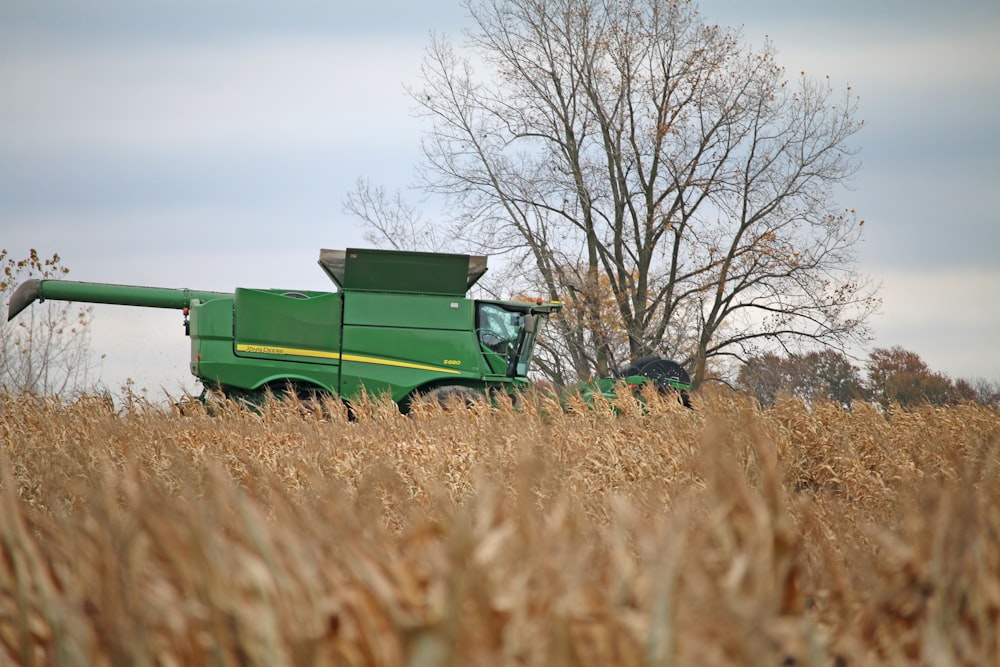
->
523, 314, 535, 334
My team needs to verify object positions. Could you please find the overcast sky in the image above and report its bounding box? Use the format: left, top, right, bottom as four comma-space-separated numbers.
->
1, 0, 998, 395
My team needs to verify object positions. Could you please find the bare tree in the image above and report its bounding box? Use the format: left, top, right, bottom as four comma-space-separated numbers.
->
1, 249, 95, 395
349, 0, 879, 387
345, 179, 452, 253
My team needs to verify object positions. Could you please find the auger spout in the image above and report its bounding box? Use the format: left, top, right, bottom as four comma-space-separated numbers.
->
7, 279, 230, 321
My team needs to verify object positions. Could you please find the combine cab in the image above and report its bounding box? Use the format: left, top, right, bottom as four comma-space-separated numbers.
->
7, 248, 562, 411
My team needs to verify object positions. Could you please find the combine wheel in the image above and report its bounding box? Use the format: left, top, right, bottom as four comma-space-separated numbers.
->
640, 358, 689, 386
619, 355, 694, 409
244, 381, 338, 416
643, 360, 693, 409
617, 355, 662, 378
410, 385, 487, 411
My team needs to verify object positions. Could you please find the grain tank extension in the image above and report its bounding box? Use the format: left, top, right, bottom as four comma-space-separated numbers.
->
7, 248, 562, 410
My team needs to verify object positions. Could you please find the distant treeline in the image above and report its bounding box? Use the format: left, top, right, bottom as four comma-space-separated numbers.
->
736, 345, 999, 408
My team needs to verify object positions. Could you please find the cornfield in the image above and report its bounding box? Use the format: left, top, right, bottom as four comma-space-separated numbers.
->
1, 388, 997, 666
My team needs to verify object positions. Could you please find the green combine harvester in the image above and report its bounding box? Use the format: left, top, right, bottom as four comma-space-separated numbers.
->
7, 248, 562, 411
7, 246, 693, 410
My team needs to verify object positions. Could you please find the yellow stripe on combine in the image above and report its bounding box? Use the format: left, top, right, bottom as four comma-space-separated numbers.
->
236, 343, 340, 360
340, 353, 462, 375
235, 344, 461, 375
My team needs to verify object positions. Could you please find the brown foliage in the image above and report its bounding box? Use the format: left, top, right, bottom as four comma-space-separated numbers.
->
1, 390, 998, 665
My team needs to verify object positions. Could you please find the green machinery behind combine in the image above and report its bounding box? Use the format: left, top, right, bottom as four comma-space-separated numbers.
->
571, 356, 693, 409
7, 248, 562, 411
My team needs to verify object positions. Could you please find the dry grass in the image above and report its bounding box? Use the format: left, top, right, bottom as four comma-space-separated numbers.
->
1, 388, 998, 666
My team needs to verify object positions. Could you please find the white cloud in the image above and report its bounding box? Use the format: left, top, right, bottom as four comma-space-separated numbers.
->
0, 35, 428, 157
87, 306, 199, 398
752, 24, 999, 99
4, 0, 999, 391
1, 206, 364, 293
867, 267, 1000, 380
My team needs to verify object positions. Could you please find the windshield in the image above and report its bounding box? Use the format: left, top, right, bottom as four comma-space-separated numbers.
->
476, 303, 538, 377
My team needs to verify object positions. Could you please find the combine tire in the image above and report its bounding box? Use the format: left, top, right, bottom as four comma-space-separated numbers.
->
618, 355, 693, 409
411, 385, 487, 411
